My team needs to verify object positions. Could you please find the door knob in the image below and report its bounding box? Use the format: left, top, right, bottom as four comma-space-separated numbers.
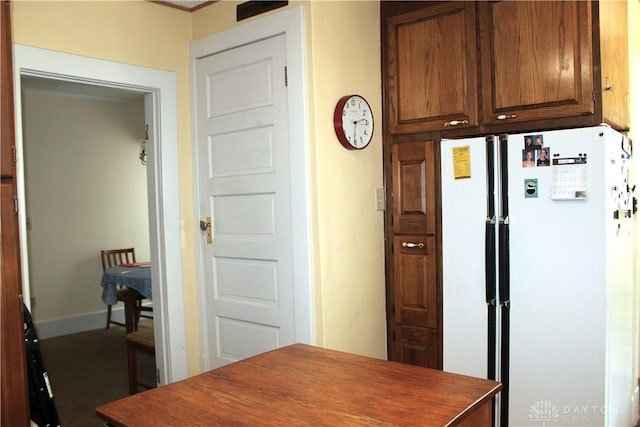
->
200, 217, 212, 244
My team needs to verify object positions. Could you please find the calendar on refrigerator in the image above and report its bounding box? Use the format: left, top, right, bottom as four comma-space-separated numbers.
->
550, 156, 587, 200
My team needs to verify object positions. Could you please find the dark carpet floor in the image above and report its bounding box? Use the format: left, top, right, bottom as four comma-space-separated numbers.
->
38, 320, 155, 427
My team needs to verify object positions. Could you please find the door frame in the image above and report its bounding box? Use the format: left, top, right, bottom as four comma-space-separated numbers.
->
12, 44, 188, 384
191, 5, 312, 370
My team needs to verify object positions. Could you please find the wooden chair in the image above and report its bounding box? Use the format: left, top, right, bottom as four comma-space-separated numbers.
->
126, 327, 156, 394
100, 248, 152, 330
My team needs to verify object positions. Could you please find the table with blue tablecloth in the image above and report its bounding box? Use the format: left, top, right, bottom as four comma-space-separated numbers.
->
101, 264, 152, 332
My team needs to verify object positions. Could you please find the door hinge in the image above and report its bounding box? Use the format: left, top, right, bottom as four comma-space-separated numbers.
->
14, 195, 19, 214
593, 90, 596, 102
12, 146, 16, 165
284, 66, 288, 87
156, 368, 160, 385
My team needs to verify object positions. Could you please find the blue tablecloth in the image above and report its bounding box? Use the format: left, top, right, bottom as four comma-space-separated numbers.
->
101, 264, 152, 304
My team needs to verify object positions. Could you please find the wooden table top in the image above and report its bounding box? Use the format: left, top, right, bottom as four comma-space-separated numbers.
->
96, 344, 501, 426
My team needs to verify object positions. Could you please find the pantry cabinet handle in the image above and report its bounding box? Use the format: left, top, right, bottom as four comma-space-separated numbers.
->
496, 114, 517, 120
444, 119, 469, 126
402, 242, 424, 249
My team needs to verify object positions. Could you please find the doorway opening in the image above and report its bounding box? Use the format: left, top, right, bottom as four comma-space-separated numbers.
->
21, 75, 149, 336
12, 45, 188, 389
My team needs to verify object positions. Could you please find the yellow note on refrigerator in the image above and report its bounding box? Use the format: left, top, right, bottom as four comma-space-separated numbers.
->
452, 146, 471, 179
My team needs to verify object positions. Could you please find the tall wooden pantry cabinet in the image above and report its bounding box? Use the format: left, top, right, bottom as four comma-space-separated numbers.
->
382, 0, 629, 369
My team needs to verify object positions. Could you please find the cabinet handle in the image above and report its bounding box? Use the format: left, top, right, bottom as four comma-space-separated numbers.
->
496, 114, 517, 120
402, 242, 424, 249
444, 119, 469, 127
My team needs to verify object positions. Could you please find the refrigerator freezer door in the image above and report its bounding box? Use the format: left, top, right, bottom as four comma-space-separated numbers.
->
441, 137, 493, 379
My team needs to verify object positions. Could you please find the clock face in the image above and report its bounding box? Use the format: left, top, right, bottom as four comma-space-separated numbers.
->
333, 95, 374, 150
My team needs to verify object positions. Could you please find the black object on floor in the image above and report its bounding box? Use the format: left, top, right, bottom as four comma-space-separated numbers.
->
24, 303, 61, 427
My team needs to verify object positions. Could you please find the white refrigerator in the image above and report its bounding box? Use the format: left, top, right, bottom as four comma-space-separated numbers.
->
441, 125, 635, 427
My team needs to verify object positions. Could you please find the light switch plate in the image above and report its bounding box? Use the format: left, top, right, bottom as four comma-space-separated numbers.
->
375, 187, 385, 211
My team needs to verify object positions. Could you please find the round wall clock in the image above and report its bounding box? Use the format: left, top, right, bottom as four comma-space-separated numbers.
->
333, 94, 374, 150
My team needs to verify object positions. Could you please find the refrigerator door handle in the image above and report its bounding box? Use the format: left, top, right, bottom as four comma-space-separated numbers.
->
497, 134, 511, 307
485, 135, 498, 389
484, 217, 497, 305
485, 216, 497, 384
498, 220, 510, 306
497, 217, 511, 416
497, 134, 510, 427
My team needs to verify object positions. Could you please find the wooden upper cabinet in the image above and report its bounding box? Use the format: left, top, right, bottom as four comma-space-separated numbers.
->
479, 1, 595, 126
386, 2, 478, 134
383, 1, 629, 136
599, 0, 629, 130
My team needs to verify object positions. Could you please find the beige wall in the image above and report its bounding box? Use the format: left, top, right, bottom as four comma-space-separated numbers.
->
12, 0, 388, 375
305, 1, 386, 356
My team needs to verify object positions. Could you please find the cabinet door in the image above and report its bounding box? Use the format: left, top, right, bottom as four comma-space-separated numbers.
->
393, 235, 437, 330
391, 140, 436, 235
391, 234, 438, 369
394, 325, 438, 369
386, 2, 478, 134
0, 1, 29, 424
479, 1, 594, 125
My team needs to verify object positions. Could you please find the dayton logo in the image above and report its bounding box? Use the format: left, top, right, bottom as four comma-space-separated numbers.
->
529, 400, 560, 425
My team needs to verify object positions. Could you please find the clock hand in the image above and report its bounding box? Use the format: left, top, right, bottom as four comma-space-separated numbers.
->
353, 121, 357, 144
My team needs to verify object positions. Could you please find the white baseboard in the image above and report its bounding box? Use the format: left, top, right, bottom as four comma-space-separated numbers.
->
34, 308, 126, 339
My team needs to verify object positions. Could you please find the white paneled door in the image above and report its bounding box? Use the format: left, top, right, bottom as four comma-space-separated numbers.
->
195, 34, 295, 368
